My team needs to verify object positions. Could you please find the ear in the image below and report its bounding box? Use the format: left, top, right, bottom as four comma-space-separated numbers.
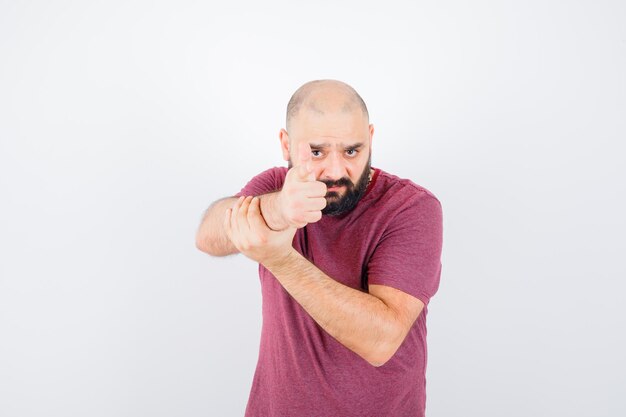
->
279, 128, 290, 161
369, 123, 374, 149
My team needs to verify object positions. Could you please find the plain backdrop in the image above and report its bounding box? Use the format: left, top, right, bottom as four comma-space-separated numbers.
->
1, 1, 624, 416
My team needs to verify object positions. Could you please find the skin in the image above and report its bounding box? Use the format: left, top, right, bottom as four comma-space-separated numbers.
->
223, 80, 425, 367
280, 83, 374, 217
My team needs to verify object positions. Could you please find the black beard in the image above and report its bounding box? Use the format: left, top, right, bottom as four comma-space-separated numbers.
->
287, 152, 372, 217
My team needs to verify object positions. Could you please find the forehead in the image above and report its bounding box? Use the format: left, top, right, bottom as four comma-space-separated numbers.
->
290, 109, 369, 143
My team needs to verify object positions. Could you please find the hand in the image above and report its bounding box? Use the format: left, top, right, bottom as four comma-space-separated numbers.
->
278, 141, 328, 228
225, 195, 297, 267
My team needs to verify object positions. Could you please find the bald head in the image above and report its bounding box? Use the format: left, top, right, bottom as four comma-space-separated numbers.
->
286, 79, 369, 132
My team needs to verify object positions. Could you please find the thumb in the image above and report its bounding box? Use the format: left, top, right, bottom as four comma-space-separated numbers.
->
296, 141, 315, 182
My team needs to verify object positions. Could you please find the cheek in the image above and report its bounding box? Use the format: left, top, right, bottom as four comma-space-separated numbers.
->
350, 162, 367, 180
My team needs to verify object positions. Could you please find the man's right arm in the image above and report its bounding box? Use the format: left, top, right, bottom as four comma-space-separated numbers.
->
195, 191, 287, 256
196, 147, 327, 257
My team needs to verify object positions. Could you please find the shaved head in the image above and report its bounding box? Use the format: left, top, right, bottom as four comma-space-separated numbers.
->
280, 79, 374, 217
286, 79, 369, 132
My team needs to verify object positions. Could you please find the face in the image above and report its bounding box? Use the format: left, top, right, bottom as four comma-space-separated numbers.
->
281, 108, 374, 217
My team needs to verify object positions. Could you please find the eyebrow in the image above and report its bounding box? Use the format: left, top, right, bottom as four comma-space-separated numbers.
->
309, 142, 365, 149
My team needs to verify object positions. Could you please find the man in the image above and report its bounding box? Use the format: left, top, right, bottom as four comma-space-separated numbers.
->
195, 79, 443, 417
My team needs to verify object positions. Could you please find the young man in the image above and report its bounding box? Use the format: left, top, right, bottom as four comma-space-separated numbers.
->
196, 79, 443, 417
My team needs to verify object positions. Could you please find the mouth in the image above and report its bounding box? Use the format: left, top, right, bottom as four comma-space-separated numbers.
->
328, 185, 344, 191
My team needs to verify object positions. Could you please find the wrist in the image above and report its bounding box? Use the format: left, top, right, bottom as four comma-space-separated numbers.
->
266, 191, 289, 231
263, 247, 298, 271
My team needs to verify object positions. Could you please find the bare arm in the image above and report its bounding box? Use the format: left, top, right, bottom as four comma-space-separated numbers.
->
196, 146, 327, 257
195, 191, 287, 256
264, 250, 424, 367
195, 196, 240, 256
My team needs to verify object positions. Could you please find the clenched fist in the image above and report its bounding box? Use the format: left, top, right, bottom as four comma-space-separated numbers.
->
277, 141, 328, 228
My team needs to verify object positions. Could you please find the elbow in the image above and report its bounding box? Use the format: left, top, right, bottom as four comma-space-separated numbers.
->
365, 325, 405, 367
367, 359, 387, 368
195, 232, 211, 254
366, 348, 396, 368
364, 342, 401, 368
196, 232, 232, 257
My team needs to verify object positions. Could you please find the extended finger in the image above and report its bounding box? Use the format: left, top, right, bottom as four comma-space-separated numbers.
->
223, 206, 233, 241
236, 196, 254, 235
230, 196, 245, 235
247, 196, 269, 232
231, 196, 245, 217
297, 141, 315, 182
238, 195, 254, 222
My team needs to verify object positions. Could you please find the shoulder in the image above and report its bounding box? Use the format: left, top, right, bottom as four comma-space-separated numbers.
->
235, 166, 288, 197
257, 166, 288, 182
260, 166, 288, 184
370, 168, 442, 213
262, 166, 288, 190
355, 168, 442, 243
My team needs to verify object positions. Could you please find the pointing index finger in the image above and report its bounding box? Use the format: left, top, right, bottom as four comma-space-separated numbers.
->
248, 196, 269, 231
297, 141, 315, 182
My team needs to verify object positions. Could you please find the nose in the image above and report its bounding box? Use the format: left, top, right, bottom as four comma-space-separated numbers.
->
321, 151, 346, 183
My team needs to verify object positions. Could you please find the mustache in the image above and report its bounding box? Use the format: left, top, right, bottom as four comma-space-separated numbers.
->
321, 178, 352, 188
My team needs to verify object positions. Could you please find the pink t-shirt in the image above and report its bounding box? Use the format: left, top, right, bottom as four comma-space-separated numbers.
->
234, 166, 443, 417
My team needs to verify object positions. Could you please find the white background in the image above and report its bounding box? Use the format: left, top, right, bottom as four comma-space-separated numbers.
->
1, 1, 624, 416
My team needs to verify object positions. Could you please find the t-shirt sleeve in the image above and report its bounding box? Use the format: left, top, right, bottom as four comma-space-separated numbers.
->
366, 193, 443, 306
234, 166, 285, 198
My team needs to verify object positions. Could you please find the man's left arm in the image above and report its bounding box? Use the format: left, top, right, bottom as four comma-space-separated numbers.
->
224, 195, 440, 367
264, 250, 425, 367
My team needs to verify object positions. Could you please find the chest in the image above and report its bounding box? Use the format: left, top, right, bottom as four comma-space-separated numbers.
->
293, 222, 380, 291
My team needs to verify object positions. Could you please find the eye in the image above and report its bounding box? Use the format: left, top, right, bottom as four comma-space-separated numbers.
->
346, 149, 358, 156
312, 150, 322, 157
